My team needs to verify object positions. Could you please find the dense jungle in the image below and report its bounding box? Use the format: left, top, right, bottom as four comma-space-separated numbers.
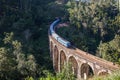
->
0, 0, 120, 80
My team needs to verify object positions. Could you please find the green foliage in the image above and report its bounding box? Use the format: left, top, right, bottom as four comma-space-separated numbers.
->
97, 35, 120, 63
25, 63, 76, 80
38, 64, 75, 80
56, 63, 76, 80
1, 0, 120, 79
0, 0, 69, 79
93, 71, 120, 80
57, 26, 90, 52
39, 70, 58, 80
68, 0, 119, 38
0, 32, 38, 80
64, 0, 120, 54
25, 77, 34, 80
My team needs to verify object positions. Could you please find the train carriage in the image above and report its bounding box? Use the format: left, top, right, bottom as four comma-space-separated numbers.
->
49, 19, 71, 48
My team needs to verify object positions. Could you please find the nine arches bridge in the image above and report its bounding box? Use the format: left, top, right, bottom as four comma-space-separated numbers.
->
48, 19, 119, 79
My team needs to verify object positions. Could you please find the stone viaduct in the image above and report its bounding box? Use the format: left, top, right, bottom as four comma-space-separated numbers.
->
48, 22, 119, 79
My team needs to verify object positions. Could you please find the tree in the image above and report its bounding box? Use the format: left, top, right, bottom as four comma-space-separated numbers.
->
66, 0, 119, 53
97, 35, 120, 64
25, 63, 76, 80
0, 32, 38, 79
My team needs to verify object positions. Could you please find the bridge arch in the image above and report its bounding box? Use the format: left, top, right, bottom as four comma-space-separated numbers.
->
53, 45, 59, 72
98, 70, 109, 76
68, 56, 78, 77
60, 50, 67, 71
80, 63, 94, 79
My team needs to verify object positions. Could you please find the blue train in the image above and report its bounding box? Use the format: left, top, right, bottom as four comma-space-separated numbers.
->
50, 19, 71, 48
